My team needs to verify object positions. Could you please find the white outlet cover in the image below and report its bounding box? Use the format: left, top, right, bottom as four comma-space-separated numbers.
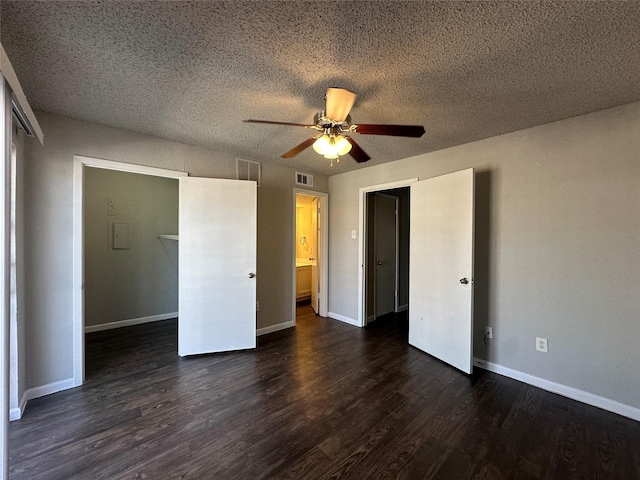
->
536, 337, 548, 352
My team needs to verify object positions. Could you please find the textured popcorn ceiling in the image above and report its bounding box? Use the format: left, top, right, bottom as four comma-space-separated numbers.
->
1, 1, 639, 175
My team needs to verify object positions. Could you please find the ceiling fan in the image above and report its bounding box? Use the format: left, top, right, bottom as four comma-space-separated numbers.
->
244, 88, 425, 166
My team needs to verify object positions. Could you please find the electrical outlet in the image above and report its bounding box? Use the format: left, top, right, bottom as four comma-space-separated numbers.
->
485, 326, 493, 339
107, 206, 114, 216
536, 337, 548, 353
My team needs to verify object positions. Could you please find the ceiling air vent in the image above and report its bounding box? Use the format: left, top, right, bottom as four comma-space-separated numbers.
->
236, 157, 261, 186
295, 172, 313, 187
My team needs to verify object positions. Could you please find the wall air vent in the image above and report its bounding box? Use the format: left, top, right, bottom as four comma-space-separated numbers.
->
295, 172, 313, 187
236, 157, 261, 186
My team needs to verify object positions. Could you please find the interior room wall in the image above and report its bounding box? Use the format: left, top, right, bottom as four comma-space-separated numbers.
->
328, 101, 640, 412
23, 111, 328, 394
84, 168, 178, 328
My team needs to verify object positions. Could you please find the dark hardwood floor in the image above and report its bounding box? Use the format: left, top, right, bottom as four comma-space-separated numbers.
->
9, 307, 640, 479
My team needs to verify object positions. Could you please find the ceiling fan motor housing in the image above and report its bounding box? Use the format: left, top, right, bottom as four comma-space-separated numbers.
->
314, 111, 351, 132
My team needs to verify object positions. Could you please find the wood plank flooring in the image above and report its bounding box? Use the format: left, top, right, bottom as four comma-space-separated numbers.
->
9, 307, 640, 479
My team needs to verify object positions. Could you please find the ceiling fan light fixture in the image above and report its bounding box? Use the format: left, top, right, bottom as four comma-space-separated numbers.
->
313, 134, 352, 159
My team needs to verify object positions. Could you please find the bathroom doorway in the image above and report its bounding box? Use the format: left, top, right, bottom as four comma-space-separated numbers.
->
293, 190, 328, 322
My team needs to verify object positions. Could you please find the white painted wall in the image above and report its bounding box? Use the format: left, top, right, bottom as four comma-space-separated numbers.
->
328, 102, 640, 411
84, 168, 178, 328
23, 111, 328, 393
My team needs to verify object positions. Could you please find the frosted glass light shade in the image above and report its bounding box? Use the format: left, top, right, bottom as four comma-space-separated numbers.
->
313, 135, 352, 159
313, 135, 331, 155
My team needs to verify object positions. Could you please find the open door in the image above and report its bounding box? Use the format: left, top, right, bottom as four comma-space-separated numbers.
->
409, 168, 474, 374
374, 193, 398, 319
178, 177, 257, 356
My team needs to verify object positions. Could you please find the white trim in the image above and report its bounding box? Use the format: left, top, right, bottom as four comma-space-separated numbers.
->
9, 390, 27, 421
328, 312, 359, 327
11, 378, 77, 419
73, 156, 188, 389
473, 357, 640, 422
0, 43, 43, 144
292, 189, 329, 325
75, 156, 188, 179
0, 79, 9, 477
358, 178, 418, 327
24, 378, 75, 402
257, 321, 294, 336
84, 312, 178, 333
396, 304, 408, 313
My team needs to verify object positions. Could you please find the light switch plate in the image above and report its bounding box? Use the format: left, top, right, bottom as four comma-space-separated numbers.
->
351, 230, 357, 239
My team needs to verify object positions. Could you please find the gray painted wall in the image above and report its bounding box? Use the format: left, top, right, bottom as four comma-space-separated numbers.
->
328, 101, 640, 410
23, 111, 328, 390
84, 168, 178, 327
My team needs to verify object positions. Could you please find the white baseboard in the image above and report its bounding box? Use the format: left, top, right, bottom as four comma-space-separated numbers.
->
9, 390, 28, 421
328, 312, 360, 327
473, 357, 640, 422
257, 321, 293, 336
396, 304, 408, 312
85, 312, 178, 333
11, 378, 76, 421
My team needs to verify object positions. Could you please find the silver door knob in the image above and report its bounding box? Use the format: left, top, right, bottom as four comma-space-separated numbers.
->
377, 261, 383, 265
248, 273, 256, 278
460, 278, 469, 284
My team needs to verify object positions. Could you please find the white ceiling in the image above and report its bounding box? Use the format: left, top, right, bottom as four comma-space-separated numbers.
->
2, 1, 639, 175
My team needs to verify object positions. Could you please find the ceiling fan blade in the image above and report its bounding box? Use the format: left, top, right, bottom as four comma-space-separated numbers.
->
281, 137, 317, 158
352, 124, 425, 137
244, 119, 316, 128
344, 136, 371, 163
325, 88, 358, 122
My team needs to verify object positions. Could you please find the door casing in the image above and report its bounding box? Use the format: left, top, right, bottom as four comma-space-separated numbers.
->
358, 179, 418, 327
292, 188, 328, 322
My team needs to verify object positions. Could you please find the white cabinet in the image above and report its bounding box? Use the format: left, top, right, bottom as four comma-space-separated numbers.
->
296, 265, 312, 300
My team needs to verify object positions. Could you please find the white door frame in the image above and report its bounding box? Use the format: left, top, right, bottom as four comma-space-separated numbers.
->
0, 76, 10, 480
292, 188, 328, 323
72, 156, 187, 386
357, 178, 417, 327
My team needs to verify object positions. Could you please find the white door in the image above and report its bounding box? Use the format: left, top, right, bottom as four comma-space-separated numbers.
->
409, 168, 474, 374
374, 193, 398, 318
178, 177, 257, 356
311, 197, 319, 314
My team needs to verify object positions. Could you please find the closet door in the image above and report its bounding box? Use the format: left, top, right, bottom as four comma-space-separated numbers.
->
178, 177, 257, 356
409, 168, 475, 373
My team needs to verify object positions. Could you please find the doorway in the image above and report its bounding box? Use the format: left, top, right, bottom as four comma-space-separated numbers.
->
73, 156, 258, 386
293, 189, 328, 323
365, 189, 410, 324
358, 171, 475, 374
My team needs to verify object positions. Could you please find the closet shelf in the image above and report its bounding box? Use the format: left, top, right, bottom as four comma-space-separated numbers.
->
158, 234, 179, 241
